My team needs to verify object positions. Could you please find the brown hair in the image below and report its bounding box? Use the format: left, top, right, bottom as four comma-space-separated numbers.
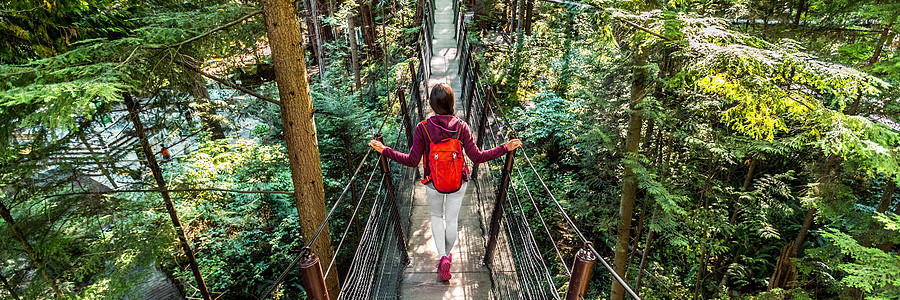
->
429, 83, 455, 115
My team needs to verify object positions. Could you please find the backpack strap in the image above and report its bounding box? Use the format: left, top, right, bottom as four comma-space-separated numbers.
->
453, 117, 461, 140
424, 118, 462, 142
421, 120, 435, 144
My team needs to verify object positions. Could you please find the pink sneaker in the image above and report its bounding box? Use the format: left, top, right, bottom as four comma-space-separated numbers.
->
438, 255, 451, 281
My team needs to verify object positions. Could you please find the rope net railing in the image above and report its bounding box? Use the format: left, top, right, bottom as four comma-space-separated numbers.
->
338, 84, 425, 299
259, 0, 434, 297
456, 6, 642, 298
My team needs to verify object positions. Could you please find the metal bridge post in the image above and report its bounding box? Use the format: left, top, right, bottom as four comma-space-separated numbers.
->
399, 88, 414, 147
409, 61, 424, 121
298, 251, 331, 300
462, 58, 473, 123
375, 134, 411, 265
399, 87, 422, 180
459, 43, 472, 122
465, 61, 479, 124
471, 84, 490, 180
483, 143, 515, 265
474, 84, 490, 149
566, 243, 597, 300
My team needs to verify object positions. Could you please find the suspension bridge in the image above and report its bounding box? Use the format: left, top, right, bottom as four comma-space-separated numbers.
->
259, 0, 642, 298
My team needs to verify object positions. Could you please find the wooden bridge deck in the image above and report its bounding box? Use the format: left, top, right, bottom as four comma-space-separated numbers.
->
398, 0, 505, 298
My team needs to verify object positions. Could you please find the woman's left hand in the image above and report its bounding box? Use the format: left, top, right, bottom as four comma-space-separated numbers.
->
369, 139, 385, 153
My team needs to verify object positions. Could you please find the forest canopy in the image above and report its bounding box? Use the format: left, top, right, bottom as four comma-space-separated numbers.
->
0, 0, 898, 299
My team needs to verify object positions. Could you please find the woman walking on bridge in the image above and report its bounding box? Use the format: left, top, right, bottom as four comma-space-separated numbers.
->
369, 83, 522, 281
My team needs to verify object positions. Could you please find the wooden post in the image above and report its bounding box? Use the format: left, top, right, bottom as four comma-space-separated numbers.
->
375, 134, 411, 265
124, 94, 212, 300
299, 252, 330, 300
483, 145, 515, 265
566, 244, 597, 300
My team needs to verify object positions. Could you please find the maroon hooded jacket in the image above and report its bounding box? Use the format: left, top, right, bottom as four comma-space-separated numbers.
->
382, 115, 508, 182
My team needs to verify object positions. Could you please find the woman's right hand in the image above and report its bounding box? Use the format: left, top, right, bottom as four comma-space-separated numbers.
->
369, 139, 385, 153
506, 139, 522, 151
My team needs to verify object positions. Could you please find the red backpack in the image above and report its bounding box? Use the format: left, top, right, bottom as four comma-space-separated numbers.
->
420, 119, 468, 193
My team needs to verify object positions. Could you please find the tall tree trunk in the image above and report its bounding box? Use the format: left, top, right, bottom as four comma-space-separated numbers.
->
635, 228, 654, 292
412, 0, 423, 29
864, 180, 896, 247
474, 0, 486, 30
627, 121, 655, 274
306, 0, 327, 78
627, 197, 649, 277
183, 59, 226, 140
317, 0, 335, 43
516, 0, 526, 38
792, 0, 805, 27
0, 199, 62, 297
868, 18, 896, 66
0, 270, 20, 300
694, 245, 708, 299
77, 134, 119, 189
879, 189, 899, 252
524, 0, 534, 35
260, 0, 340, 296
509, 0, 518, 36
717, 157, 757, 291
770, 88, 863, 290
612, 44, 649, 300
124, 94, 212, 300
360, 1, 377, 60
348, 14, 362, 92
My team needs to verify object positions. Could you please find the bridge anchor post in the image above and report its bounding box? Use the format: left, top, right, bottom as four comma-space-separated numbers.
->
298, 251, 330, 300
483, 141, 515, 265
566, 243, 597, 300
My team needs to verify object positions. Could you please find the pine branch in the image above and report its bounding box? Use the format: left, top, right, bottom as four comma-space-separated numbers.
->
152, 10, 264, 49
615, 17, 673, 41
176, 60, 282, 106
49, 188, 294, 198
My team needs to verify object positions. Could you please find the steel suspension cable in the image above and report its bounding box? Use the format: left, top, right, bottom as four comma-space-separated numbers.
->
261, 84, 402, 298
471, 92, 518, 298
485, 110, 556, 299
260, 148, 373, 299
341, 116, 406, 299
484, 93, 642, 300
324, 163, 381, 279
513, 161, 571, 277
509, 178, 559, 295
341, 173, 385, 298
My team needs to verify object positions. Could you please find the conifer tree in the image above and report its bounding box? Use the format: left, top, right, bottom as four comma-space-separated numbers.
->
260, 0, 340, 295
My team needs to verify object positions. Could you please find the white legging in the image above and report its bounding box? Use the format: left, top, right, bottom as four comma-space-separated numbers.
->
425, 181, 467, 258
